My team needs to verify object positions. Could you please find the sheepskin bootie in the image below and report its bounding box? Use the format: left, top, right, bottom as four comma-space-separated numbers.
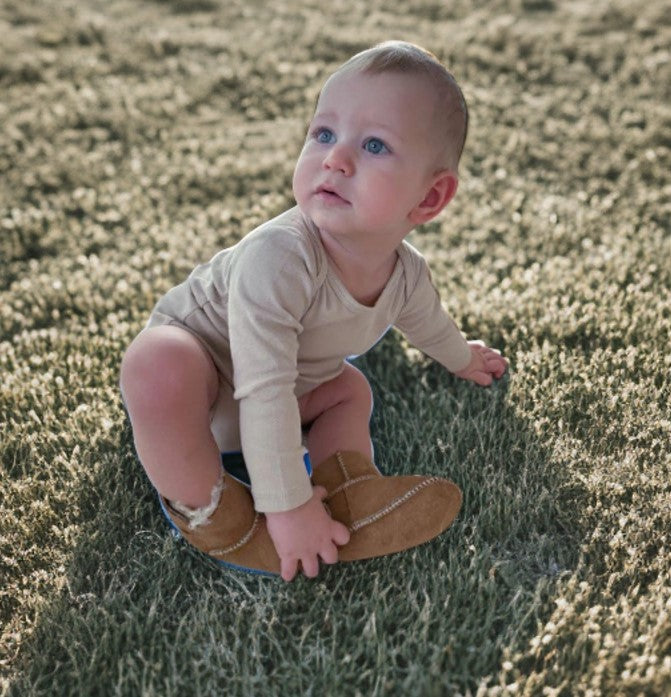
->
159, 473, 281, 576
312, 451, 462, 562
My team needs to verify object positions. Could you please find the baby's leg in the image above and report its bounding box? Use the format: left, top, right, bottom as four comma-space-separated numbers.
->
298, 363, 373, 467
120, 326, 222, 509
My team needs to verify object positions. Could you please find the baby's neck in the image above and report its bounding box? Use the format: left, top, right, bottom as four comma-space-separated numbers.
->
320, 234, 399, 307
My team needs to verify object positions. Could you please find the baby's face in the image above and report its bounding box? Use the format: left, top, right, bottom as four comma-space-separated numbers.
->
293, 69, 444, 243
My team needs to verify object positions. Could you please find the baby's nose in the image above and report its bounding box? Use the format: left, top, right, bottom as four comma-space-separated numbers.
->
323, 143, 354, 176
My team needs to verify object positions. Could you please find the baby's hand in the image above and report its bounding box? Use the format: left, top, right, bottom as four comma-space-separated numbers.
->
265, 486, 350, 582
454, 340, 508, 386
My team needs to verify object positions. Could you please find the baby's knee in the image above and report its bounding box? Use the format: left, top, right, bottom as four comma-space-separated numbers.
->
120, 328, 207, 413
341, 364, 374, 413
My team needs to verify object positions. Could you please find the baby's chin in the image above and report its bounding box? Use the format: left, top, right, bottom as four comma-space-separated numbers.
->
296, 198, 342, 225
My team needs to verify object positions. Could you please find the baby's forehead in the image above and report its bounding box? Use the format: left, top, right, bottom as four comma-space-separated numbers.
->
317, 68, 439, 114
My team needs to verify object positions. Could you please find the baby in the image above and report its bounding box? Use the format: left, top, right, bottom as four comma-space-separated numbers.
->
120, 40, 508, 581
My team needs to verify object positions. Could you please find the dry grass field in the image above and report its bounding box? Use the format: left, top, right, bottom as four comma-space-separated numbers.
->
1, 0, 670, 695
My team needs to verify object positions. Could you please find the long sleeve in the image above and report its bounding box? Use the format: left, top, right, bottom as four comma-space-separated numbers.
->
227, 231, 316, 513
394, 256, 471, 373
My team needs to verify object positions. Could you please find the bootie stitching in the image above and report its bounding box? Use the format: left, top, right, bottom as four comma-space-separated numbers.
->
347, 475, 441, 532
209, 513, 262, 557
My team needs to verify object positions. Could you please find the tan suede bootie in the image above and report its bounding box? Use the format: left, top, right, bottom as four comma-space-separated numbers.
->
159, 474, 281, 576
312, 451, 462, 562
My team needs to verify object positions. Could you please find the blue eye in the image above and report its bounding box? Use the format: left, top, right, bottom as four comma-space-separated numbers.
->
314, 128, 336, 144
364, 138, 389, 155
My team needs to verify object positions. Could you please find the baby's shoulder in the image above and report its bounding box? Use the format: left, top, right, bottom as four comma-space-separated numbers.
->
397, 239, 431, 280
235, 207, 326, 280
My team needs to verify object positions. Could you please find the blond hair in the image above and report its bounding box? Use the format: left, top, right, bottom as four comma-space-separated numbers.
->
332, 41, 469, 170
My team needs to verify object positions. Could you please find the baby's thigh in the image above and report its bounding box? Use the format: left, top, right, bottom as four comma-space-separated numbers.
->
298, 362, 373, 424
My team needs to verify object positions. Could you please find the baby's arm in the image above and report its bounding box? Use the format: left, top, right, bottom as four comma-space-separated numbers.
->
228, 227, 351, 580
394, 252, 508, 385
266, 487, 350, 582
454, 340, 508, 386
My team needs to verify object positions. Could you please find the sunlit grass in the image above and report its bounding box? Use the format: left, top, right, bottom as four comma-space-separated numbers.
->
2, 0, 670, 695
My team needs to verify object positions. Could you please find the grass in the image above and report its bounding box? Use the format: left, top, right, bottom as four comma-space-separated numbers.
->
1, 0, 670, 695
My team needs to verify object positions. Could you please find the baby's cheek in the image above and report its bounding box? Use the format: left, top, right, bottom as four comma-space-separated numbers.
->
292, 166, 309, 205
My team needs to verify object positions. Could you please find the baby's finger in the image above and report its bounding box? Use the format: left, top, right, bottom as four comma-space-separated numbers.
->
300, 555, 320, 578
494, 360, 508, 377
471, 370, 493, 386
331, 520, 351, 546
314, 485, 328, 501
484, 358, 504, 375
319, 542, 339, 565
485, 352, 507, 372
281, 558, 299, 582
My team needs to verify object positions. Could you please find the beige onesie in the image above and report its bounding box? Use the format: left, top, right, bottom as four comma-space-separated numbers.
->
146, 206, 471, 512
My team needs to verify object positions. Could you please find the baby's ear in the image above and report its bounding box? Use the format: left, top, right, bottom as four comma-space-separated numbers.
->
408, 171, 458, 225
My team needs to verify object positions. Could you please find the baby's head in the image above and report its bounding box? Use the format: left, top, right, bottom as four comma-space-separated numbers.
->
322, 41, 468, 172
293, 41, 469, 239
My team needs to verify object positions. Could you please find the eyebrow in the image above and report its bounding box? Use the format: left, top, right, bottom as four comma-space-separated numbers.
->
312, 109, 337, 120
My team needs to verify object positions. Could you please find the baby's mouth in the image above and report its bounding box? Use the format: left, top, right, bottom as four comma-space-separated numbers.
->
316, 185, 349, 204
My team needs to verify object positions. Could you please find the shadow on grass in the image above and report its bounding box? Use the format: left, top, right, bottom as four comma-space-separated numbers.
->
6, 333, 587, 696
